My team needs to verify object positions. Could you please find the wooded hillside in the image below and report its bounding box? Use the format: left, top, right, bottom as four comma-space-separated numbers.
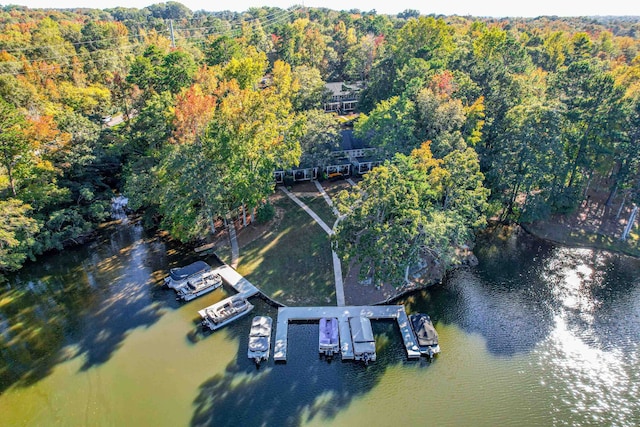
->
1, 3, 639, 276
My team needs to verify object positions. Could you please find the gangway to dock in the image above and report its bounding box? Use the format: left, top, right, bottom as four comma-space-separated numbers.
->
273, 305, 422, 362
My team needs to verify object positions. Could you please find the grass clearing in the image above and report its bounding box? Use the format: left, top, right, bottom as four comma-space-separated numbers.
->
322, 180, 354, 202
236, 195, 336, 306
297, 194, 337, 228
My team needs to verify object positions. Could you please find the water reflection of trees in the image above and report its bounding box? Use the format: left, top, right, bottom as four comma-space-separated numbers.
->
191, 317, 417, 427
0, 268, 92, 392
0, 222, 200, 393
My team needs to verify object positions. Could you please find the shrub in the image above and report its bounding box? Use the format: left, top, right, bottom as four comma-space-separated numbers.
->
256, 202, 275, 223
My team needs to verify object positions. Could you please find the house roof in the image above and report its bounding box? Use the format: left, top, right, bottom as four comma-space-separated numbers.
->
325, 81, 363, 97
339, 130, 366, 151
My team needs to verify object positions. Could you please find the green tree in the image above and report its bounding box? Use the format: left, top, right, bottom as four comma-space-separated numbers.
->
292, 65, 329, 111
552, 60, 625, 200
0, 99, 30, 196
204, 35, 243, 66
392, 16, 454, 69
355, 95, 417, 156
299, 109, 341, 168
334, 142, 488, 287
492, 99, 565, 221
160, 49, 197, 94
0, 199, 40, 272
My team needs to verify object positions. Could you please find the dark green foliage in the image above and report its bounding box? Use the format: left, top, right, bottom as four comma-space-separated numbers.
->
2, 5, 640, 273
256, 201, 275, 223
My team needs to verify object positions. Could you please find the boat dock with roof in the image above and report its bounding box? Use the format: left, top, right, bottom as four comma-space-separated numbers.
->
273, 305, 422, 362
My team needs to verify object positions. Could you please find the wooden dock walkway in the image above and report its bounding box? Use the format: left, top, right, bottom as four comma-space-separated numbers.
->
273, 305, 422, 362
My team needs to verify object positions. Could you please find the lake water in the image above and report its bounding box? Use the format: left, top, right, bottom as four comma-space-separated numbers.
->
1, 218, 639, 426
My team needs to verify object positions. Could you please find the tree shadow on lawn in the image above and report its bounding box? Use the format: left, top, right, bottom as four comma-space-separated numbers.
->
191, 302, 423, 427
296, 194, 337, 229
236, 197, 336, 306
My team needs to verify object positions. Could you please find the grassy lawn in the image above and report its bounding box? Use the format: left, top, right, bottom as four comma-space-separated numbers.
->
297, 194, 337, 228
322, 180, 354, 203
236, 195, 336, 306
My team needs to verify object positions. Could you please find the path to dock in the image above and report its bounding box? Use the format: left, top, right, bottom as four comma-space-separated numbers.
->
227, 221, 239, 268
273, 305, 421, 361
279, 187, 345, 306
313, 180, 339, 216
280, 186, 332, 234
346, 178, 356, 187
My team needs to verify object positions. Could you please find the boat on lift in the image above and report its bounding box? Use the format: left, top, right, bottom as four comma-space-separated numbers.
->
247, 316, 273, 365
349, 316, 376, 365
319, 317, 340, 357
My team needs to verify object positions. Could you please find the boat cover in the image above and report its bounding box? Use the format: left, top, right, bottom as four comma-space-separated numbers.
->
349, 317, 375, 355
250, 316, 272, 337
248, 316, 272, 353
169, 261, 210, 281
319, 318, 339, 346
411, 314, 439, 347
248, 336, 269, 352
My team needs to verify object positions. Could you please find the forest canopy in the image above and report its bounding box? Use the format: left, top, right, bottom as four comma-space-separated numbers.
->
1, 4, 639, 278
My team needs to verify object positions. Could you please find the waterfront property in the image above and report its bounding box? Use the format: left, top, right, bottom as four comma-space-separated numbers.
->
4, 216, 640, 427
274, 305, 422, 362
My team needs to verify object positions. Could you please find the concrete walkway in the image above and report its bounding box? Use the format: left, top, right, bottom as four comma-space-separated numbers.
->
346, 178, 357, 186
280, 187, 332, 234
227, 221, 239, 268
280, 187, 346, 306
313, 180, 339, 216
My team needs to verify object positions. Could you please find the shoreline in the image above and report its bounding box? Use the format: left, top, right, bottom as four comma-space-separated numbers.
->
518, 221, 640, 259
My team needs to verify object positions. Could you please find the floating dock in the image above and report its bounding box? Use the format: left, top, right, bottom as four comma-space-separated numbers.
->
273, 306, 422, 362
212, 264, 260, 298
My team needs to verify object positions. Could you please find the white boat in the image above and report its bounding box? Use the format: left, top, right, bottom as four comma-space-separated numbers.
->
198, 295, 254, 331
164, 261, 211, 289
175, 271, 223, 301
349, 316, 376, 364
247, 316, 273, 364
319, 317, 339, 357
409, 313, 440, 358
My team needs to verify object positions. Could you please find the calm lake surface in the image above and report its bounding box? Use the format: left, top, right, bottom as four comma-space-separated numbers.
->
1, 216, 639, 426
